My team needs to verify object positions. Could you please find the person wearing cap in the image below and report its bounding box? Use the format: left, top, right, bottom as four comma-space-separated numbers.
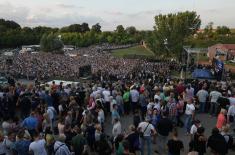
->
138, 117, 156, 155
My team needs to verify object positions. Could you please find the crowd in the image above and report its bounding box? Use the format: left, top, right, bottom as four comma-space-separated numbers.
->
0, 44, 180, 81
0, 75, 235, 155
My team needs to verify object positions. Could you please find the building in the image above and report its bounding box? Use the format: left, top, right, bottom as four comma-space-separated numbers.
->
208, 44, 235, 61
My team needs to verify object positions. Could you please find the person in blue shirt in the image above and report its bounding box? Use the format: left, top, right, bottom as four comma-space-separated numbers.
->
22, 112, 38, 138
12, 130, 31, 155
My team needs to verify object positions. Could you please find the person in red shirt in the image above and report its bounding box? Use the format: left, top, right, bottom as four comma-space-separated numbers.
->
216, 109, 227, 130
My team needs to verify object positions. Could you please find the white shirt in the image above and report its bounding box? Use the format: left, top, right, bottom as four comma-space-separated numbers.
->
228, 105, 235, 116
138, 122, 155, 137
229, 97, 235, 106
197, 89, 208, 102
130, 89, 139, 102
154, 94, 161, 101
190, 124, 198, 135
185, 104, 195, 115
103, 90, 111, 102
47, 106, 56, 120
210, 91, 222, 103
185, 88, 194, 100
29, 139, 47, 155
153, 102, 161, 111
147, 102, 154, 110
112, 121, 122, 138
98, 109, 105, 123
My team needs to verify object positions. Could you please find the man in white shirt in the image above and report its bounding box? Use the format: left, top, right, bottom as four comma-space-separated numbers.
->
102, 86, 111, 114
47, 106, 56, 132
209, 88, 222, 116
138, 118, 156, 155
190, 120, 201, 140
130, 87, 139, 113
196, 86, 208, 113
29, 132, 47, 155
112, 118, 122, 140
184, 98, 195, 134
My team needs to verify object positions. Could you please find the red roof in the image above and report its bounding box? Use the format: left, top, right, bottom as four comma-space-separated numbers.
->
221, 44, 235, 50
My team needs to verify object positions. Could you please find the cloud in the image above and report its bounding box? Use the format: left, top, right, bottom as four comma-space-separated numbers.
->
0, 1, 104, 28
0, 2, 30, 24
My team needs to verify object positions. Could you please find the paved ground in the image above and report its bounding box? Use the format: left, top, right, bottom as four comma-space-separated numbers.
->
104, 113, 235, 155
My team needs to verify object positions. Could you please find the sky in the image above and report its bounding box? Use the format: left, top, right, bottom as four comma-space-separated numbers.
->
0, 0, 235, 31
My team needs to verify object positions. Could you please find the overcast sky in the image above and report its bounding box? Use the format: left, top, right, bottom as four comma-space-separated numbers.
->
0, 0, 235, 31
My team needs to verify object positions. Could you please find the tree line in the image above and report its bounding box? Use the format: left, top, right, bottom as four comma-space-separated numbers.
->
0, 19, 144, 49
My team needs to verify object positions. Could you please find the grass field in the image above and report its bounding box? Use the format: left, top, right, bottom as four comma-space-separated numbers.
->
111, 45, 154, 57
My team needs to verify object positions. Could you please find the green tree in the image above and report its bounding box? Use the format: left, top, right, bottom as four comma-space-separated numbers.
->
150, 11, 201, 58
40, 33, 64, 53
204, 22, 214, 38
81, 23, 90, 33
91, 23, 102, 33
216, 26, 231, 35
126, 26, 136, 35
115, 25, 125, 34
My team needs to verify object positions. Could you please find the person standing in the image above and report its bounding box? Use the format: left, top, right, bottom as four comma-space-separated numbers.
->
130, 86, 139, 114
227, 101, 235, 132
207, 128, 227, 155
156, 111, 173, 154
138, 117, 156, 155
103, 86, 111, 115
193, 127, 207, 155
123, 88, 131, 115
116, 92, 124, 115
112, 118, 122, 140
196, 86, 208, 113
53, 137, 71, 155
209, 87, 222, 116
184, 98, 195, 135
71, 128, 88, 155
216, 109, 227, 130
29, 132, 47, 155
12, 130, 31, 155
167, 129, 184, 155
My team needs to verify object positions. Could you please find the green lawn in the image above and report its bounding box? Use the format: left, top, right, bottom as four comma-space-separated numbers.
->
111, 45, 154, 58
224, 61, 235, 66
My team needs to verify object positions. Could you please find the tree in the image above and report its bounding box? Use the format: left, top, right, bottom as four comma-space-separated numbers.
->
150, 11, 201, 58
91, 23, 102, 33
126, 26, 136, 35
116, 25, 125, 34
216, 26, 231, 35
40, 33, 64, 53
81, 23, 90, 33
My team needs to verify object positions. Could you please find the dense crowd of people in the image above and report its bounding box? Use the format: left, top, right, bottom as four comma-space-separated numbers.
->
0, 44, 180, 81
0, 44, 235, 155
0, 76, 235, 155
